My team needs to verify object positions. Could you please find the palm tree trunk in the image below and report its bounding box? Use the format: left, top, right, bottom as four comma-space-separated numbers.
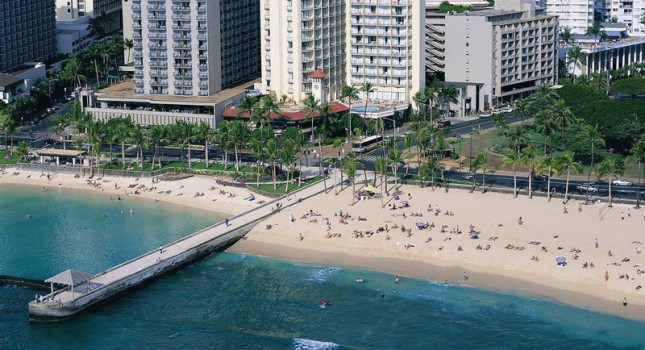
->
234, 145, 239, 171
272, 163, 277, 190
528, 176, 533, 199
564, 169, 571, 204
188, 142, 192, 168
637, 161, 642, 208
380, 173, 384, 207
482, 170, 486, 193
608, 181, 613, 207
513, 169, 517, 197
547, 166, 552, 201
205, 141, 209, 167
121, 142, 125, 168
284, 168, 290, 193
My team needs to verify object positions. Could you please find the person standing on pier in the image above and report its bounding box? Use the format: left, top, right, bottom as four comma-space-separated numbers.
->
225, 218, 230, 227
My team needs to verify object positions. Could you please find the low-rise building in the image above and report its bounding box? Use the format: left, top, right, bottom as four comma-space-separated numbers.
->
426, 0, 558, 114
560, 37, 645, 77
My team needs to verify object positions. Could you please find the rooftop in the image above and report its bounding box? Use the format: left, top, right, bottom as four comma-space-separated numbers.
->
0, 73, 23, 89
95, 79, 261, 106
223, 102, 348, 121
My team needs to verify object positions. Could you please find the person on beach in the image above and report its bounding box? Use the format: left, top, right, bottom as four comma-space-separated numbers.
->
623, 297, 628, 306
563, 206, 568, 214
595, 238, 599, 249
621, 212, 625, 221
225, 218, 230, 227
463, 272, 469, 282
578, 203, 582, 212
518, 217, 523, 225
395, 275, 399, 284
159, 246, 163, 254
605, 271, 609, 282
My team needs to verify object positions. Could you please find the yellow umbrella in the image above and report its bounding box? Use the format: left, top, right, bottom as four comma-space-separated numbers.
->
363, 185, 378, 193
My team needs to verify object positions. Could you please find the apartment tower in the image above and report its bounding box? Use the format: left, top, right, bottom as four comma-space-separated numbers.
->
544, 0, 594, 34
130, 0, 260, 97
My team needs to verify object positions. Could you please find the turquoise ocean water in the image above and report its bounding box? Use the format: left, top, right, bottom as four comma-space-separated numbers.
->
1, 185, 645, 349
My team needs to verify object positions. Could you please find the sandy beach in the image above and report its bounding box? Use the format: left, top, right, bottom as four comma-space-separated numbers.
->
229, 179, 645, 321
0, 167, 268, 218
4, 165, 645, 320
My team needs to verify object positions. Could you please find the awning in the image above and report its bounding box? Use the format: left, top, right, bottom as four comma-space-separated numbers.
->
36, 149, 85, 157
45, 269, 94, 286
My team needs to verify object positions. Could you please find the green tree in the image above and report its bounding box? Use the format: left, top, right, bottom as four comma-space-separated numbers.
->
281, 139, 297, 193
609, 76, 645, 98
437, 85, 458, 119
340, 85, 359, 138
567, 46, 587, 84
559, 26, 575, 46
388, 148, 404, 189
555, 151, 583, 203
595, 159, 624, 207
145, 124, 166, 170
626, 136, 645, 208
302, 94, 320, 143
360, 82, 375, 133
421, 155, 441, 189
115, 117, 134, 168
342, 153, 363, 199
194, 121, 215, 166
521, 146, 539, 198
537, 155, 555, 201
374, 156, 388, 205
505, 126, 529, 154
578, 124, 605, 196
423, 81, 442, 124
265, 138, 281, 190
503, 150, 522, 197
228, 120, 250, 171
403, 133, 414, 175
14, 140, 30, 162
586, 22, 605, 43
124, 38, 134, 63
493, 114, 509, 136
472, 151, 491, 193
62, 54, 86, 88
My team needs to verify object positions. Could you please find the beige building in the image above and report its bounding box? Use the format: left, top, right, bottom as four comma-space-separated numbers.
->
261, 0, 425, 107
544, 0, 594, 35
426, 0, 558, 113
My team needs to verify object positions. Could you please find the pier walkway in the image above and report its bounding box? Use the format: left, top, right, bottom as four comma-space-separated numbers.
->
29, 172, 336, 322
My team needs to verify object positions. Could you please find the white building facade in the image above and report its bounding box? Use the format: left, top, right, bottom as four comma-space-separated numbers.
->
597, 0, 645, 36
544, 0, 594, 34
261, 0, 425, 106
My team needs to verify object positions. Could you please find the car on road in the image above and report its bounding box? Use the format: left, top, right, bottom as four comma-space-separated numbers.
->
478, 112, 492, 118
533, 174, 549, 181
576, 182, 599, 192
612, 178, 633, 186
501, 107, 513, 113
492, 109, 504, 115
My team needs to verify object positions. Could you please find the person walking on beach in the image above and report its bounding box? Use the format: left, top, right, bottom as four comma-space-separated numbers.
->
395, 275, 399, 284
605, 271, 609, 282
463, 272, 469, 282
225, 218, 229, 227
621, 212, 625, 221
595, 238, 599, 249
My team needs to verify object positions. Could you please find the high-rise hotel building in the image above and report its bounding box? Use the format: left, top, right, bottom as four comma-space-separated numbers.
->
0, 0, 57, 72
261, 0, 424, 105
130, 0, 260, 97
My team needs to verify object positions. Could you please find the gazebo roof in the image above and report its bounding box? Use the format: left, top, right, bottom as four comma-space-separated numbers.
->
45, 269, 94, 286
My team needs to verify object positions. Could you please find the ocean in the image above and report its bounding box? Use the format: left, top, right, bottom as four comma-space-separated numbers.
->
1, 185, 645, 349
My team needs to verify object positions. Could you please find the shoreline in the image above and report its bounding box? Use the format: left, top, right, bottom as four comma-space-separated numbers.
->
0, 167, 268, 218
229, 180, 645, 322
229, 239, 645, 321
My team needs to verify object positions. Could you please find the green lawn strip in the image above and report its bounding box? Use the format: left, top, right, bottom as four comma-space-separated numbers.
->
0, 151, 19, 165
99, 161, 256, 173
248, 176, 323, 195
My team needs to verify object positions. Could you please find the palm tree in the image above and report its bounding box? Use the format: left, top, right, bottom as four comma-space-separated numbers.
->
502, 150, 522, 197
302, 94, 320, 143
14, 141, 30, 163
586, 22, 605, 44
403, 133, 414, 175
145, 124, 165, 170
513, 99, 530, 126
340, 85, 359, 139
240, 95, 259, 122
534, 109, 557, 155
549, 100, 577, 134
388, 148, 404, 189
374, 156, 388, 206
559, 26, 575, 46
129, 124, 144, 168
228, 120, 250, 171
627, 137, 645, 208
62, 54, 86, 88
505, 126, 530, 155
493, 114, 510, 136
172, 120, 195, 168
360, 82, 374, 133
472, 151, 490, 193
49, 114, 72, 150
249, 137, 265, 186
537, 155, 555, 201
437, 85, 459, 119
423, 81, 442, 124
265, 138, 280, 190
124, 38, 134, 63
567, 46, 587, 84
579, 124, 605, 198
215, 121, 232, 169
342, 153, 363, 200
521, 146, 539, 198
555, 151, 583, 204
408, 122, 426, 172
115, 117, 133, 168
194, 122, 215, 166
595, 159, 624, 207
421, 155, 441, 189
281, 140, 297, 193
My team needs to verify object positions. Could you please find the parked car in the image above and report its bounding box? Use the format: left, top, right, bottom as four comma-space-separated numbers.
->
576, 182, 599, 192
533, 174, 549, 181
612, 178, 633, 186
501, 107, 514, 113
492, 109, 503, 115
478, 112, 492, 118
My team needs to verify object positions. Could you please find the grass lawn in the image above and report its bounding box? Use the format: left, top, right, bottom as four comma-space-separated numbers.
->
249, 176, 323, 195
100, 161, 256, 173
0, 150, 19, 165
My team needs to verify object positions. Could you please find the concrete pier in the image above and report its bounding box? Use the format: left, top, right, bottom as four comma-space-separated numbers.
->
28, 175, 332, 322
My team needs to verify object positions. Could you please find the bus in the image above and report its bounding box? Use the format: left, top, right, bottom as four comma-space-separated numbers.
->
352, 135, 383, 153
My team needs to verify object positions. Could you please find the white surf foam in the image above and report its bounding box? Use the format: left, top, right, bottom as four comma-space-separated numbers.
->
292, 338, 339, 350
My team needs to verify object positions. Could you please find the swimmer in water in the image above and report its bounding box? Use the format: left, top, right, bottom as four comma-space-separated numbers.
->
356, 278, 364, 283
130, 208, 134, 215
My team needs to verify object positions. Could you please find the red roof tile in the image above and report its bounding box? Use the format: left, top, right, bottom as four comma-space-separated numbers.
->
309, 69, 327, 79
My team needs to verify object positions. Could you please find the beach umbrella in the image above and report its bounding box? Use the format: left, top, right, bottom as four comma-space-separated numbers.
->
469, 232, 479, 239
363, 185, 378, 193
556, 257, 566, 265
416, 222, 426, 229
400, 200, 408, 205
